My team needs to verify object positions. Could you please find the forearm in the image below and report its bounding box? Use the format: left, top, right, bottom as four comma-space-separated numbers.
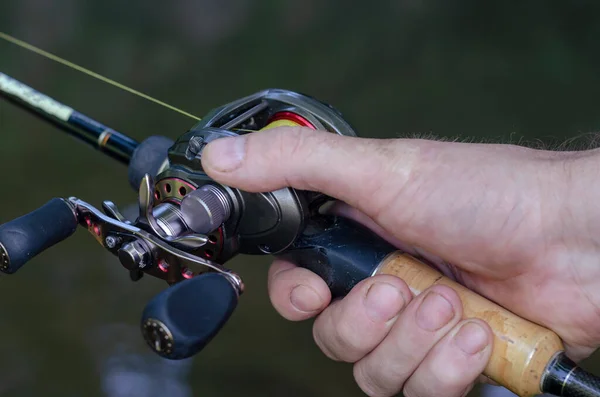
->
550, 148, 600, 250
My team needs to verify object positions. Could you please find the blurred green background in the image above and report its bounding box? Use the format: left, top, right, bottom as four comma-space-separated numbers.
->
1, 1, 600, 396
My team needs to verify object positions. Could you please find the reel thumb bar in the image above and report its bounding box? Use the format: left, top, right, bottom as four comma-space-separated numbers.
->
280, 216, 600, 397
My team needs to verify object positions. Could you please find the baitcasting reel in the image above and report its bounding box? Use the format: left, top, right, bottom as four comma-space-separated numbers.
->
0, 89, 358, 360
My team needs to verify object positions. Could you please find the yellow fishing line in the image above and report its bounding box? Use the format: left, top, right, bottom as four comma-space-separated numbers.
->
0, 31, 202, 121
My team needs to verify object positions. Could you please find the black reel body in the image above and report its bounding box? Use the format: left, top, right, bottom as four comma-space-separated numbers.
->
132, 89, 359, 284
0, 89, 374, 360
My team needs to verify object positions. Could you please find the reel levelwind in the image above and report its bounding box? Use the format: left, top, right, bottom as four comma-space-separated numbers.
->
0, 70, 599, 396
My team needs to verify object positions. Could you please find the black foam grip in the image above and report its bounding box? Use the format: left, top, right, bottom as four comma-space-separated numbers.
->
127, 135, 174, 190
0, 198, 78, 274
140, 272, 238, 360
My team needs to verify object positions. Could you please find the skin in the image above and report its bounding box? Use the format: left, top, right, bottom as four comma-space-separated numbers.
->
200, 126, 600, 397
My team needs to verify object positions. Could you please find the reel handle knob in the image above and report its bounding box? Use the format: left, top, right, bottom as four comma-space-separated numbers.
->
140, 272, 239, 359
0, 198, 78, 274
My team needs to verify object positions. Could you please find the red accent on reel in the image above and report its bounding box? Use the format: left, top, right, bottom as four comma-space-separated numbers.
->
269, 111, 316, 129
182, 267, 194, 279
158, 260, 169, 273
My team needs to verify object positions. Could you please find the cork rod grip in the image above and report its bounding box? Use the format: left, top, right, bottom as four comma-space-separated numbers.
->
376, 252, 564, 397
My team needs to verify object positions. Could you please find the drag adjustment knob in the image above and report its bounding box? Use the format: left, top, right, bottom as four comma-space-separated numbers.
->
180, 184, 231, 234
140, 272, 239, 359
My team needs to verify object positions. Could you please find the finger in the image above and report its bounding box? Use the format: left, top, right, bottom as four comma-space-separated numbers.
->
402, 319, 493, 397
267, 259, 331, 321
200, 127, 547, 274
353, 284, 463, 397
312, 275, 412, 363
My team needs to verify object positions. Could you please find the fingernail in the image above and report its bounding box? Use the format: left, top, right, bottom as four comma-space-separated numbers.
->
290, 285, 322, 312
454, 321, 489, 354
364, 282, 405, 322
204, 136, 246, 172
416, 291, 455, 331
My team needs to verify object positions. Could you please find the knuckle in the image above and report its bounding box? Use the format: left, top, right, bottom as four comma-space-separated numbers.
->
259, 127, 300, 164
438, 369, 472, 396
426, 366, 473, 395
312, 319, 341, 361
267, 262, 292, 287
402, 387, 420, 397
332, 322, 362, 356
278, 127, 313, 159
356, 139, 423, 220
353, 363, 393, 397
403, 377, 451, 397
272, 127, 324, 189
312, 306, 365, 362
438, 368, 468, 389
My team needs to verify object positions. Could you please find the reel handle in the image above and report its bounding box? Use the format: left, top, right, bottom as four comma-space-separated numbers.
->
140, 272, 239, 359
0, 198, 78, 274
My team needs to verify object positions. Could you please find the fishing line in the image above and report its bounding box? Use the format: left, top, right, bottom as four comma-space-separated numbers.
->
0, 31, 202, 121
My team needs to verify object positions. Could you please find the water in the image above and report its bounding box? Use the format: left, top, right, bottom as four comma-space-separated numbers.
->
1, 1, 600, 396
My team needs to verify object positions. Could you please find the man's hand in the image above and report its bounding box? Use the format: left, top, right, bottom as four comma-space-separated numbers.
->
200, 127, 600, 397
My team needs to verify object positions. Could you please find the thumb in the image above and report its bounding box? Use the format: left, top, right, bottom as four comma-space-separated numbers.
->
200, 126, 548, 272
200, 126, 420, 215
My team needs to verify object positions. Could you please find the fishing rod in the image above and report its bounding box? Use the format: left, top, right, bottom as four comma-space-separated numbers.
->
0, 72, 138, 164
0, 32, 598, 397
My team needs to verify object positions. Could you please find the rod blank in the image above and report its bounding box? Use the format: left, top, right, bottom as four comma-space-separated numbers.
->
0, 72, 138, 164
